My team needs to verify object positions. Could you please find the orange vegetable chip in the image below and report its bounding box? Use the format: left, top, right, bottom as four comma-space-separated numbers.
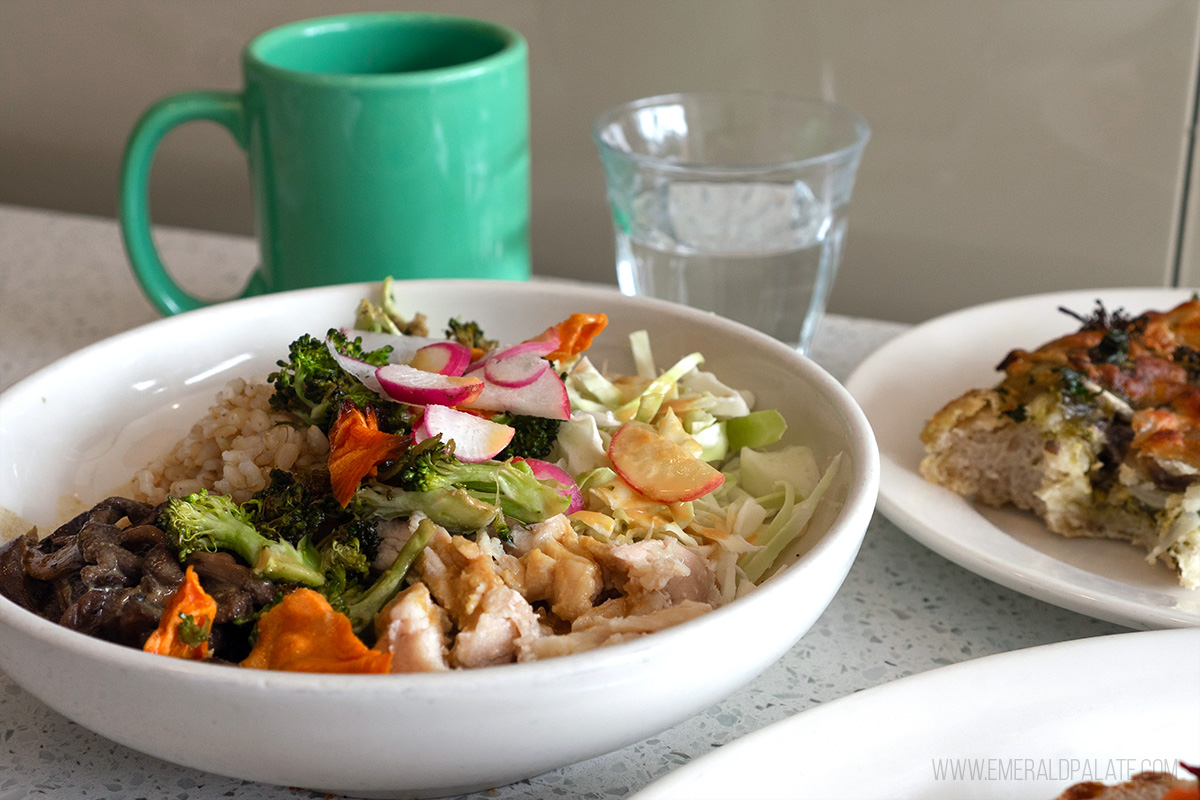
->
143, 565, 217, 661
530, 313, 608, 362
327, 401, 409, 507
241, 588, 392, 674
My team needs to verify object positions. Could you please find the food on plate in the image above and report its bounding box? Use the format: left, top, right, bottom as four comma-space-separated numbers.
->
0, 279, 840, 672
919, 297, 1200, 588
1054, 765, 1199, 800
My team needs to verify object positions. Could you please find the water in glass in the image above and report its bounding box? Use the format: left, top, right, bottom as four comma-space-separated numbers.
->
616, 180, 845, 352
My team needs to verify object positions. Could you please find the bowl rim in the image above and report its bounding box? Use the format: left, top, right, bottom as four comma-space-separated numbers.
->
0, 278, 880, 691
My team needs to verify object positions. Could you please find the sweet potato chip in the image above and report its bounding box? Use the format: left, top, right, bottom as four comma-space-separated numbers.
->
241, 588, 392, 674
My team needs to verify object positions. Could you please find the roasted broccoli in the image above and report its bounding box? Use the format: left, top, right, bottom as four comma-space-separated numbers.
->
160, 490, 326, 587
445, 318, 497, 354
267, 329, 393, 431
250, 468, 340, 544
494, 413, 562, 460
314, 521, 377, 610
355, 483, 501, 533
246, 469, 388, 611
358, 439, 570, 531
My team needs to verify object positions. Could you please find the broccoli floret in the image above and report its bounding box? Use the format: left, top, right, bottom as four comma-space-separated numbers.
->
355, 483, 502, 533
445, 318, 497, 354
250, 469, 341, 545
246, 470, 388, 611
314, 522, 376, 611
494, 413, 563, 460
267, 329, 393, 432
382, 440, 569, 525
160, 490, 326, 587
356, 439, 569, 533
355, 298, 402, 335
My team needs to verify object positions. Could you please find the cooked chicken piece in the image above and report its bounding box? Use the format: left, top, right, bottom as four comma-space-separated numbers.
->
453, 583, 543, 668
492, 515, 604, 623
505, 515, 604, 623
520, 600, 711, 661
372, 582, 451, 673
577, 536, 720, 623
414, 527, 542, 668
606, 537, 719, 605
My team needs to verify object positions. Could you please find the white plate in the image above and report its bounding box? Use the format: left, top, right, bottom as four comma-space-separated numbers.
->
845, 287, 1200, 629
631, 627, 1200, 800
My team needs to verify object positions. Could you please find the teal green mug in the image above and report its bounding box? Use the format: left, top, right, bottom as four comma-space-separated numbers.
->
120, 12, 530, 316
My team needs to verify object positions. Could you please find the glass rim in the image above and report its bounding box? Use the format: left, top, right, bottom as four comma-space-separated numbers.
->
592, 90, 870, 175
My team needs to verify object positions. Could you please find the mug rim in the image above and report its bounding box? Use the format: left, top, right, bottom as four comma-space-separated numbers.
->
244, 12, 526, 87
592, 89, 871, 175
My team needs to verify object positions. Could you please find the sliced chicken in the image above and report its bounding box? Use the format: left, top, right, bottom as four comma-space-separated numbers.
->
510, 515, 603, 623
585, 536, 720, 619
414, 527, 542, 668
520, 600, 711, 661
372, 582, 451, 673
611, 537, 719, 602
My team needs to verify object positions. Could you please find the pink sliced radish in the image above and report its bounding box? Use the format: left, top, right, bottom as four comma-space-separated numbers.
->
415, 404, 513, 462
484, 352, 549, 388
465, 338, 559, 374
375, 363, 484, 407
461, 366, 571, 420
526, 325, 562, 353
518, 458, 583, 514
607, 423, 725, 503
497, 338, 560, 359
410, 341, 472, 376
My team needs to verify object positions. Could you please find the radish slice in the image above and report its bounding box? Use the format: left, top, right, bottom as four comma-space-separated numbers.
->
466, 338, 560, 376
526, 326, 562, 353
326, 339, 385, 396
461, 367, 571, 420
608, 423, 724, 503
376, 363, 484, 407
518, 458, 583, 514
484, 352, 549, 388
410, 341, 472, 376
495, 339, 560, 360
415, 405, 514, 462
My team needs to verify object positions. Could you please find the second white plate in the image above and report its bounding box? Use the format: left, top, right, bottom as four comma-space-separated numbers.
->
845, 287, 1200, 629
630, 628, 1200, 799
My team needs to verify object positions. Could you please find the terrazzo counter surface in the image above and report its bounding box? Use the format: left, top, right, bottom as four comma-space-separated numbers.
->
0, 205, 1130, 800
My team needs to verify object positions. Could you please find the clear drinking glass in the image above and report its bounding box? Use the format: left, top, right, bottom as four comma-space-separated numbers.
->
593, 91, 869, 354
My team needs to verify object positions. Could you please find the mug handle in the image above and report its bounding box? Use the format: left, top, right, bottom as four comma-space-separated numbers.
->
119, 91, 257, 316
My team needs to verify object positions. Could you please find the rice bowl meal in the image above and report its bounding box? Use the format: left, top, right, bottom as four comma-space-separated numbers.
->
0, 279, 878, 796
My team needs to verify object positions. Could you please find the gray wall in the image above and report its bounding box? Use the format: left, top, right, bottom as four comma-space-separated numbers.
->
3, 0, 1198, 322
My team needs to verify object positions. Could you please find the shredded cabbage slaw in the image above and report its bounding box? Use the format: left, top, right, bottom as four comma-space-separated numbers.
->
554, 327, 840, 602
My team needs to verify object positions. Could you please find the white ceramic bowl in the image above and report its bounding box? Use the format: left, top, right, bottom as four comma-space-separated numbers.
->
0, 280, 879, 799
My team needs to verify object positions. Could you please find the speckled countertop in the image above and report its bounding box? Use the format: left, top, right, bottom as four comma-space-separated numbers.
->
0, 204, 1131, 800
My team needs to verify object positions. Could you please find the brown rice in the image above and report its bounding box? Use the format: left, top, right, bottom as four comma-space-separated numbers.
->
126, 377, 329, 505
